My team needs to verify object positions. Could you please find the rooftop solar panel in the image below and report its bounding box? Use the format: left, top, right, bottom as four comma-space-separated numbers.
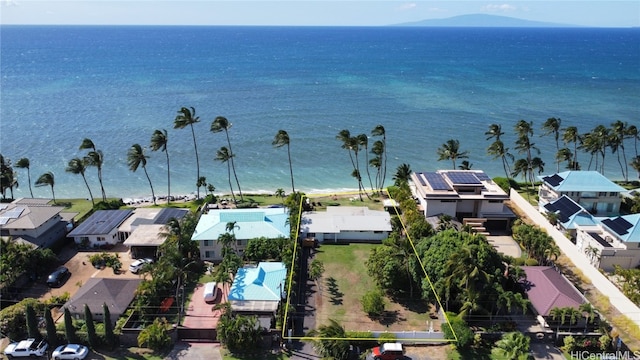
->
602, 217, 633, 236
544, 196, 581, 223
0, 204, 8, 211
69, 209, 133, 236
154, 208, 189, 224
424, 172, 452, 190
415, 172, 427, 186
475, 172, 491, 181
0, 217, 9, 225
446, 172, 481, 184
543, 174, 564, 187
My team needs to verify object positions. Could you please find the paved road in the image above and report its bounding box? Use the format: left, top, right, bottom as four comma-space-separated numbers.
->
164, 341, 222, 360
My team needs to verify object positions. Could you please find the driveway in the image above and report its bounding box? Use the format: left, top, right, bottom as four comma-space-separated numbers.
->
182, 282, 227, 328
486, 235, 522, 258
164, 341, 222, 360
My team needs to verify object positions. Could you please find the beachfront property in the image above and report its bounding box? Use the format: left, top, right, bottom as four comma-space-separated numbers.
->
299, 206, 392, 243
538, 171, 626, 217
520, 266, 590, 329
574, 214, 640, 271
227, 262, 287, 329
68, 209, 134, 248
410, 170, 515, 232
191, 208, 289, 262
0, 198, 74, 249
121, 207, 189, 259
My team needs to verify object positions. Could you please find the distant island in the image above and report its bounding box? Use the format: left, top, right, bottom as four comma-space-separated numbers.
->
393, 14, 578, 28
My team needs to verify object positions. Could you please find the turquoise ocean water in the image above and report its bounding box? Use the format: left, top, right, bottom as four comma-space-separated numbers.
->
1, 26, 639, 199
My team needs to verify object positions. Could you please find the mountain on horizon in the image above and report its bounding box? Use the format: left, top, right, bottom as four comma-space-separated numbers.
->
394, 14, 577, 28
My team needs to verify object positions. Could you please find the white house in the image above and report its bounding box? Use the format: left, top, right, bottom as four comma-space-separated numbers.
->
191, 208, 289, 262
0, 198, 73, 249
410, 170, 514, 232
575, 214, 640, 271
538, 171, 626, 217
68, 209, 133, 248
299, 206, 392, 243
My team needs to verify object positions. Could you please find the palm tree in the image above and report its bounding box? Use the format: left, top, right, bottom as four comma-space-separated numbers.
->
79, 138, 107, 202
458, 160, 473, 170
371, 125, 387, 190
542, 117, 562, 172
485, 123, 504, 141
370, 140, 384, 192
336, 129, 364, 200
272, 130, 295, 193
487, 140, 514, 180
392, 163, 412, 186
492, 332, 531, 360
588, 125, 610, 174
579, 303, 597, 332
215, 146, 236, 204
556, 148, 574, 171
307, 319, 350, 360
562, 126, 581, 170
197, 176, 207, 199
127, 144, 156, 205
15, 158, 33, 197
632, 156, 640, 180
275, 188, 286, 208
174, 107, 201, 198
0, 154, 17, 199
550, 306, 567, 339
65, 157, 95, 206
35, 171, 56, 203
512, 159, 531, 199
611, 121, 629, 181
150, 129, 170, 204
211, 116, 243, 202
627, 125, 639, 158
437, 139, 469, 169
357, 134, 375, 193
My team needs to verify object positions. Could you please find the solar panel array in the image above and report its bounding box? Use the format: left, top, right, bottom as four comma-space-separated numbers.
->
474, 172, 492, 181
446, 172, 481, 185
424, 172, 452, 190
544, 196, 581, 223
602, 217, 633, 236
543, 174, 564, 187
154, 208, 189, 224
0, 206, 25, 226
69, 209, 133, 235
415, 172, 427, 186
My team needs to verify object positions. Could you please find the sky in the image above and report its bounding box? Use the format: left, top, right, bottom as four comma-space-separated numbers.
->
0, 0, 639, 27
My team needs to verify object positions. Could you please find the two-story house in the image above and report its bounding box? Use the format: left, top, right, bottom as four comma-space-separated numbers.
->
0, 198, 73, 249
575, 214, 640, 271
410, 170, 514, 232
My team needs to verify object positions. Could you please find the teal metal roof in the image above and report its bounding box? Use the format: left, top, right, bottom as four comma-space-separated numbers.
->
191, 208, 289, 241
539, 171, 626, 192
601, 214, 640, 243
228, 262, 286, 301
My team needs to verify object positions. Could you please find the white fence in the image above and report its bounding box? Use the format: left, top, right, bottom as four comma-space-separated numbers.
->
509, 189, 640, 328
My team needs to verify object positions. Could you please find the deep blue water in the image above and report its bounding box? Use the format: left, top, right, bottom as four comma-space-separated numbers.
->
1, 26, 639, 199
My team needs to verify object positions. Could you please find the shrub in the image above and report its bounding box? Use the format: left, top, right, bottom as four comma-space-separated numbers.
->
137, 317, 172, 351
442, 312, 474, 349
524, 258, 539, 266
377, 332, 397, 344
0, 298, 47, 340
513, 257, 526, 266
493, 177, 519, 193
561, 335, 576, 353
361, 289, 386, 318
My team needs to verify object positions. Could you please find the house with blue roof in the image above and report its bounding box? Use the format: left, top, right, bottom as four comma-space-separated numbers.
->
191, 208, 289, 262
538, 171, 626, 217
575, 213, 640, 271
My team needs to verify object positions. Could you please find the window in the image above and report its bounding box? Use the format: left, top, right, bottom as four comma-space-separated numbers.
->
205, 251, 214, 258
237, 239, 246, 246
610, 192, 618, 196
204, 240, 211, 246
598, 192, 607, 197
488, 200, 502, 203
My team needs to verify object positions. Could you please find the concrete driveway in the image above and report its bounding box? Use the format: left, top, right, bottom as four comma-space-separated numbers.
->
486, 235, 522, 258
164, 341, 222, 360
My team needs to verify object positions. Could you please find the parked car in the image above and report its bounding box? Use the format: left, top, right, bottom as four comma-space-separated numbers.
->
3, 338, 48, 358
129, 258, 153, 274
368, 343, 405, 360
51, 343, 89, 360
203, 281, 218, 303
46, 266, 70, 287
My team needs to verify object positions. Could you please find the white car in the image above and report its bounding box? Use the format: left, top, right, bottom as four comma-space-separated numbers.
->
129, 258, 153, 273
3, 338, 48, 358
52, 343, 89, 360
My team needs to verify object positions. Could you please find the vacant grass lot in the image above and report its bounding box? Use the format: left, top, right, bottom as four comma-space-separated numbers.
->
314, 243, 435, 333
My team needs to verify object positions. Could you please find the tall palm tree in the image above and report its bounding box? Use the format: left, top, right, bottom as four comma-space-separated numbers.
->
542, 117, 562, 172
65, 157, 95, 206
357, 134, 375, 193
307, 319, 350, 360
35, 171, 56, 203
0, 154, 17, 199
275, 188, 286, 208
336, 129, 364, 200
562, 126, 581, 170
197, 176, 207, 199
579, 303, 597, 332
127, 144, 156, 205
211, 116, 243, 202
370, 140, 384, 192
511, 159, 531, 199
611, 120, 629, 181
392, 163, 412, 186
487, 140, 514, 179
272, 130, 295, 193
555, 148, 573, 171
215, 146, 237, 204
485, 123, 504, 141
15, 158, 33, 197
150, 129, 171, 204
371, 125, 387, 190
174, 107, 201, 198
632, 156, 640, 180
79, 138, 107, 202
627, 125, 639, 158
458, 160, 473, 170
437, 139, 469, 169
590, 125, 610, 174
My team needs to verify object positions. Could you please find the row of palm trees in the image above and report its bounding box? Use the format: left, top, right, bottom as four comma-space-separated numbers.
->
335, 125, 388, 201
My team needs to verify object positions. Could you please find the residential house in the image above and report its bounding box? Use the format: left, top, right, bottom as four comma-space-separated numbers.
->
121, 207, 189, 259
575, 214, 640, 271
538, 171, 626, 217
64, 278, 142, 324
410, 170, 514, 231
0, 198, 74, 249
227, 261, 287, 329
299, 206, 392, 243
191, 208, 289, 262
520, 266, 589, 329
68, 209, 133, 248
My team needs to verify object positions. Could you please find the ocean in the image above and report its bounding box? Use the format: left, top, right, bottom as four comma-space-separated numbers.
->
1, 26, 639, 200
